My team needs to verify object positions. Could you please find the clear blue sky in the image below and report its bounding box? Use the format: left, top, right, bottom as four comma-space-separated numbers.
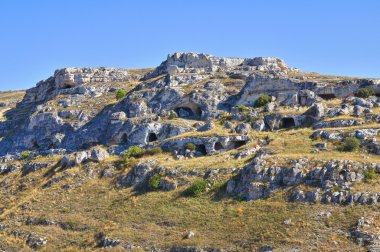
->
1, 0, 379, 91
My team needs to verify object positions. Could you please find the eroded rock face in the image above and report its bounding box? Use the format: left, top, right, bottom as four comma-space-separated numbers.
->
146, 52, 293, 78
160, 135, 250, 155
227, 151, 380, 203
0, 52, 379, 156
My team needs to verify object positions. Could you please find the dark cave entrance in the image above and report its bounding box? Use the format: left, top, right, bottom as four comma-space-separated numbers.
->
122, 133, 128, 143
318, 93, 336, 100
196, 144, 207, 155
233, 140, 248, 149
175, 102, 202, 119
147, 133, 158, 142
280, 117, 296, 129
214, 142, 224, 151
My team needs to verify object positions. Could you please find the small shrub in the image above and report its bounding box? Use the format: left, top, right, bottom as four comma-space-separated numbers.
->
364, 168, 378, 181
245, 115, 255, 124
184, 142, 196, 151
145, 147, 163, 156
116, 89, 126, 100
236, 104, 248, 113
120, 157, 137, 169
184, 179, 208, 197
355, 88, 376, 98
254, 95, 271, 107
21, 151, 30, 159
148, 173, 162, 191
342, 137, 361, 152
168, 111, 178, 119
124, 146, 144, 158
219, 112, 232, 124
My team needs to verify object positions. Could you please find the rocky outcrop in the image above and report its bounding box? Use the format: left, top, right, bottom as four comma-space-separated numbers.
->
160, 135, 250, 155
0, 52, 379, 156
227, 151, 380, 203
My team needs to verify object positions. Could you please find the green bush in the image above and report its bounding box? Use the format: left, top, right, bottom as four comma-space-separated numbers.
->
21, 151, 30, 159
124, 146, 144, 158
364, 168, 378, 181
168, 111, 178, 120
116, 89, 126, 100
355, 88, 376, 98
245, 115, 255, 124
254, 95, 272, 107
120, 157, 137, 169
184, 179, 208, 197
184, 142, 196, 151
342, 137, 361, 152
148, 173, 162, 191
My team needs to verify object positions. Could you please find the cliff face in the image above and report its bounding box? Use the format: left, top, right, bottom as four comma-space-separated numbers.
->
0, 52, 379, 156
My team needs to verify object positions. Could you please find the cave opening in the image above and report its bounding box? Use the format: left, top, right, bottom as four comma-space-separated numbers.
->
280, 117, 296, 129
175, 102, 202, 119
147, 133, 158, 142
214, 142, 224, 151
318, 94, 336, 100
196, 144, 207, 155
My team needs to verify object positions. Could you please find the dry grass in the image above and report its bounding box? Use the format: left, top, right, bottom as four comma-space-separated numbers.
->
0, 163, 366, 251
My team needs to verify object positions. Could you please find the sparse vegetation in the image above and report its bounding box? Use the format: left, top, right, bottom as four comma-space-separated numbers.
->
236, 104, 248, 112
342, 137, 361, 152
168, 111, 178, 119
184, 179, 208, 197
148, 173, 162, 191
254, 95, 271, 107
116, 88, 126, 100
124, 145, 144, 158
355, 88, 376, 98
364, 168, 378, 181
21, 150, 30, 159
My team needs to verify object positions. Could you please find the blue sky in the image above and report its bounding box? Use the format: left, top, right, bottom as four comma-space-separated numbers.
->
0, 0, 379, 91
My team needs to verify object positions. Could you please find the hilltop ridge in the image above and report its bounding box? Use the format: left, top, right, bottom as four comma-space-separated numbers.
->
0, 52, 379, 251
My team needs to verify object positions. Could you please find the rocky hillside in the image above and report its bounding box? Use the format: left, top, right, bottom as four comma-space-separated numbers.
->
0, 52, 379, 251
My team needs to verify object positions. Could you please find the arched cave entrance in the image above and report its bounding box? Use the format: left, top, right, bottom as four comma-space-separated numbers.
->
196, 144, 207, 155
147, 132, 158, 142
280, 117, 296, 129
318, 94, 336, 100
175, 102, 202, 119
214, 142, 224, 151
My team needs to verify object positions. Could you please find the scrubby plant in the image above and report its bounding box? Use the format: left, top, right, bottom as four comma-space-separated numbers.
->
342, 137, 361, 152
184, 142, 196, 151
254, 95, 272, 107
124, 146, 144, 158
148, 173, 162, 191
168, 111, 178, 119
245, 115, 255, 124
219, 112, 232, 124
236, 104, 248, 113
364, 168, 378, 181
184, 179, 208, 197
119, 157, 137, 169
355, 88, 376, 98
116, 89, 126, 100
21, 150, 30, 159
